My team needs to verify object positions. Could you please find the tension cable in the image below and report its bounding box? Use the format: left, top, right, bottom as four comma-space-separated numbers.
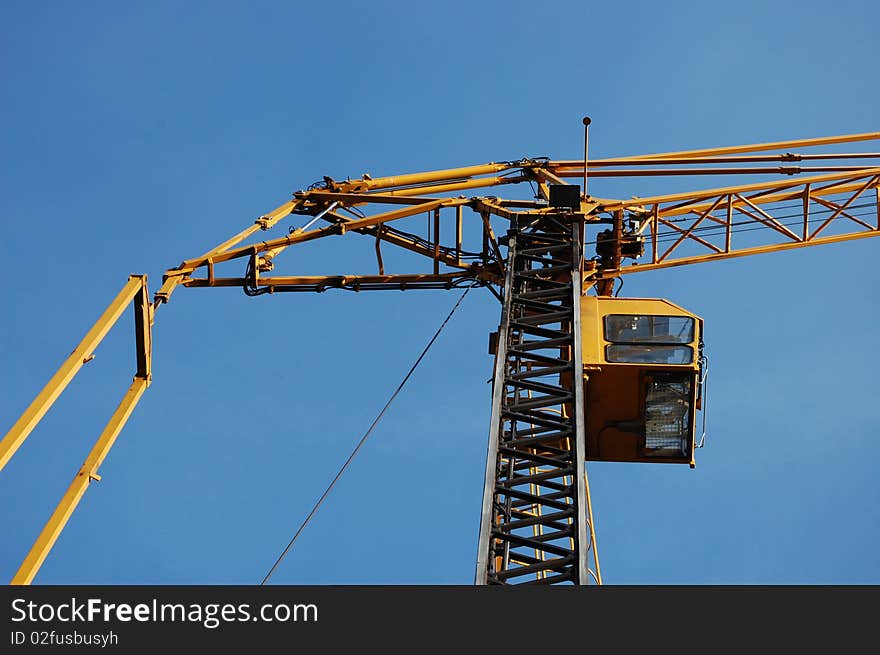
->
260, 284, 475, 584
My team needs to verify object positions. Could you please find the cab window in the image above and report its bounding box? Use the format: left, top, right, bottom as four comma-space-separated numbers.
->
604, 315, 694, 364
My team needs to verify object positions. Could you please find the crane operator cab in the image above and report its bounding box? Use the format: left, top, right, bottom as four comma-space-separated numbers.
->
581, 297, 704, 467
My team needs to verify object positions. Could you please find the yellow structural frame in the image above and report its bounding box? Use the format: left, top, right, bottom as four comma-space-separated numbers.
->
2, 130, 879, 584
0, 275, 152, 584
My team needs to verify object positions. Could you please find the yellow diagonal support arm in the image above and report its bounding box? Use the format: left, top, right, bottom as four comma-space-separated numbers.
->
0, 276, 146, 473
11, 376, 150, 584
4, 274, 153, 584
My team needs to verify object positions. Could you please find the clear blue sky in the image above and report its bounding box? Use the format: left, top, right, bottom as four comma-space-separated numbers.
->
1, 0, 878, 584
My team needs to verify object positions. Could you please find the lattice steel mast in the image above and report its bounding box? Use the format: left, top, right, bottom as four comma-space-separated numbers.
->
475, 211, 599, 584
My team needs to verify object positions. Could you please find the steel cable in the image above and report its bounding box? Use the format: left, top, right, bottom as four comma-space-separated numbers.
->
260, 284, 475, 584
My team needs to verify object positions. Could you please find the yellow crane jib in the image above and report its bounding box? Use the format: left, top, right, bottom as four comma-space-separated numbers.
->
3, 122, 879, 585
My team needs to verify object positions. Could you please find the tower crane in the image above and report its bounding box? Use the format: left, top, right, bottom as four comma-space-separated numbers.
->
2, 121, 879, 585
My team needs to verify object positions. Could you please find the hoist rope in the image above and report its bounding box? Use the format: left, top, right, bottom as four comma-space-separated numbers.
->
260, 284, 475, 584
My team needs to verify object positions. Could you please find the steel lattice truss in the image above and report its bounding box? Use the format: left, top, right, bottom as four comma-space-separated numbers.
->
475, 216, 598, 585
2, 128, 879, 584
149, 131, 880, 303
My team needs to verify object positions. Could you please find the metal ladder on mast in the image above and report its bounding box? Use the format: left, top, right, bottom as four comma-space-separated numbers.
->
476, 212, 598, 585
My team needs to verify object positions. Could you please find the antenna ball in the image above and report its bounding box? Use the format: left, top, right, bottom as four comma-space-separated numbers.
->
582, 116, 592, 126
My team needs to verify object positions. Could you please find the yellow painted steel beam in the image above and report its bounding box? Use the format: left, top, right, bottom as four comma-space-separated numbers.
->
371, 174, 526, 198
155, 199, 301, 304
11, 377, 150, 585
297, 191, 436, 205
151, 141, 880, 303
551, 165, 873, 178
471, 199, 520, 221
618, 175, 880, 270
807, 175, 878, 240
527, 168, 570, 187
306, 134, 880, 194
876, 187, 880, 228
334, 162, 515, 192
0, 276, 145, 473
658, 195, 725, 262
597, 132, 880, 162
599, 168, 880, 213
185, 272, 471, 287
628, 179, 874, 221
259, 204, 473, 274
347, 217, 467, 269
550, 152, 880, 168
181, 197, 466, 270
303, 174, 524, 201
611, 229, 880, 275
190, 199, 299, 261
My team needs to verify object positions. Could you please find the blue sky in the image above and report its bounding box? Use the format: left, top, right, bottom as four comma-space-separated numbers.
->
1, 0, 878, 584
